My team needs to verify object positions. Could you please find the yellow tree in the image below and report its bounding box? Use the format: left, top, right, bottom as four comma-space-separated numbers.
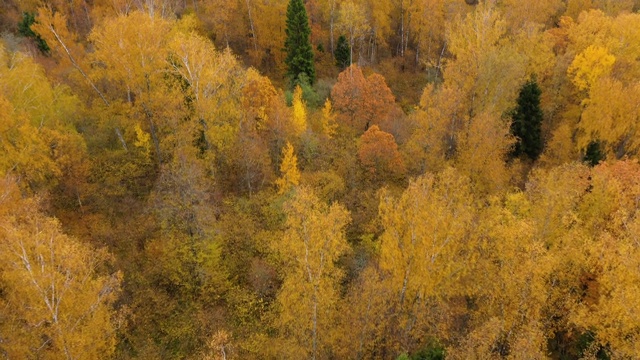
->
455, 111, 514, 194
501, 0, 563, 31
408, 0, 446, 64
568, 45, 616, 92
449, 192, 548, 359
337, 0, 370, 66
0, 41, 88, 194
579, 77, 640, 158
570, 160, 640, 358
291, 85, 308, 136
320, 98, 338, 138
444, 2, 526, 116
168, 30, 244, 159
272, 186, 351, 359
243, 0, 288, 72
402, 84, 459, 175
276, 142, 301, 194
33, 7, 130, 150
378, 168, 475, 351
89, 11, 181, 162
0, 177, 121, 359
0, 94, 58, 188
363, 0, 393, 60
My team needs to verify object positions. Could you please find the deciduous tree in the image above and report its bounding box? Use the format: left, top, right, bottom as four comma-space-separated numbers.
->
357, 125, 405, 182
0, 177, 121, 359
276, 142, 301, 194
272, 187, 350, 359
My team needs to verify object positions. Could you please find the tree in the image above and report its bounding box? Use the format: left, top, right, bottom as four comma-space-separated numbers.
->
568, 45, 616, 92
320, 99, 338, 138
276, 142, 301, 194
17, 12, 50, 54
331, 65, 397, 134
378, 168, 475, 353
334, 34, 350, 69
291, 85, 308, 136
337, 1, 370, 67
284, 0, 316, 85
570, 160, 640, 358
579, 77, 640, 159
0, 177, 121, 359
272, 187, 350, 359
510, 79, 544, 160
457, 111, 515, 194
357, 125, 405, 182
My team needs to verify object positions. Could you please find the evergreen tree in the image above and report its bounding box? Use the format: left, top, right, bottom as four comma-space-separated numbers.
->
334, 35, 350, 69
284, 0, 316, 85
584, 140, 605, 166
510, 79, 543, 160
18, 12, 50, 54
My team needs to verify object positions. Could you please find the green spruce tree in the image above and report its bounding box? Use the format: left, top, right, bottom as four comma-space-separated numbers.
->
18, 12, 50, 54
284, 0, 316, 85
510, 78, 543, 160
334, 35, 351, 70
583, 140, 605, 166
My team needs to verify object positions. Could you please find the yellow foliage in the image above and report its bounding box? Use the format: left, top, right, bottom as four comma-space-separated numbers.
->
275, 142, 301, 194
538, 123, 580, 167
272, 186, 350, 359
455, 111, 514, 194
579, 77, 640, 157
134, 122, 152, 157
89, 11, 172, 95
379, 168, 474, 304
291, 85, 307, 136
0, 177, 121, 359
568, 45, 616, 91
320, 99, 338, 138
444, 3, 527, 116
569, 161, 640, 358
502, 0, 563, 30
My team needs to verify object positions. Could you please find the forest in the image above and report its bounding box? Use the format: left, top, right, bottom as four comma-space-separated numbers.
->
1, 0, 640, 358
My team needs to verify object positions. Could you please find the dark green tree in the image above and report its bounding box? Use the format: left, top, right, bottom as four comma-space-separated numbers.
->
284, 0, 316, 85
18, 12, 50, 55
584, 140, 605, 167
510, 78, 543, 160
334, 34, 350, 70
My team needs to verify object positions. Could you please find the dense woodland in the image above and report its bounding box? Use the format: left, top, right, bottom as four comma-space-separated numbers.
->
2, 0, 640, 358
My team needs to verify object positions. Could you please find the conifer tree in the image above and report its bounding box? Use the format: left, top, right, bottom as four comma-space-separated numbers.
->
334, 35, 350, 69
510, 79, 543, 160
284, 0, 316, 85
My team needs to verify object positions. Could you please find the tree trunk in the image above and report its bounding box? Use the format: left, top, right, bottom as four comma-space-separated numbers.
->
245, 0, 258, 51
330, 0, 336, 53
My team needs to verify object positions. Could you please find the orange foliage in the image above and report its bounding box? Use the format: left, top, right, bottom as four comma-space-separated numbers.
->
357, 125, 405, 181
331, 65, 397, 135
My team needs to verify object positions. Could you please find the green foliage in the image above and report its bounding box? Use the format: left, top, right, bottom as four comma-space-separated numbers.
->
17, 12, 50, 54
284, 0, 316, 86
334, 35, 350, 69
584, 140, 605, 166
397, 344, 445, 360
286, 73, 321, 107
410, 341, 446, 360
510, 78, 543, 160
577, 331, 610, 360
